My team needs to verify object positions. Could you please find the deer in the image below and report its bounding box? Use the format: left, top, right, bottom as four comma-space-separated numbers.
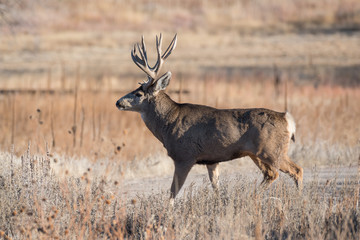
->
116, 34, 303, 200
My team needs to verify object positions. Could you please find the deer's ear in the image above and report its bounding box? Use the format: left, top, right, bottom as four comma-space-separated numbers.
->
151, 72, 171, 94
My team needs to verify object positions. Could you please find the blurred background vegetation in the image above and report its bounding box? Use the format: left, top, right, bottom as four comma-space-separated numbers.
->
1, 0, 360, 33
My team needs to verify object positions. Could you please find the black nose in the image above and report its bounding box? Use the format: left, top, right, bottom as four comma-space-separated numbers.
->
116, 100, 121, 108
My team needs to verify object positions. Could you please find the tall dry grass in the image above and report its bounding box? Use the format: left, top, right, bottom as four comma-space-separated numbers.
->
0, 149, 359, 239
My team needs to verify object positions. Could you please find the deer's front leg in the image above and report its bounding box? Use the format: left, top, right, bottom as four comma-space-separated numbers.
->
170, 162, 193, 200
206, 163, 219, 192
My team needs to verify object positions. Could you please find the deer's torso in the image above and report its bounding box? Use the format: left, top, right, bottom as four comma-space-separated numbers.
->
141, 92, 289, 165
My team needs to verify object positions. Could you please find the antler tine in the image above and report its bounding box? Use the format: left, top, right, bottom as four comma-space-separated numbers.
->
151, 33, 164, 74
131, 45, 144, 71
141, 35, 148, 64
162, 34, 177, 60
157, 33, 163, 59
136, 43, 146, 66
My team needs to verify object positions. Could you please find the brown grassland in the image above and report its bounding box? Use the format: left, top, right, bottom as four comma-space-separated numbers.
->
0, 0, 360, 239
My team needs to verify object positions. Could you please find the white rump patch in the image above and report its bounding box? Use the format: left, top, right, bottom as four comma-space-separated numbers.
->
285, 112, 296, 140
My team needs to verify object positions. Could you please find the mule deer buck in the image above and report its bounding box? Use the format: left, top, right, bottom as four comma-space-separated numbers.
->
116, 34, 303, 199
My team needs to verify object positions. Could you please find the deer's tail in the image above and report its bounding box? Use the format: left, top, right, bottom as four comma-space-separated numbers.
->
285, 112, 296, 142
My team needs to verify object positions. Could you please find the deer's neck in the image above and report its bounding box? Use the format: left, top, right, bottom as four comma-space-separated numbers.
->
141, 91, 179, 144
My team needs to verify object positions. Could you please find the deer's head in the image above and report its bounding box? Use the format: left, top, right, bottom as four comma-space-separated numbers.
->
116, 34, 177, 112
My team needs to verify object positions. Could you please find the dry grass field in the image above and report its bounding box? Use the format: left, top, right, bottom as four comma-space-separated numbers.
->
0, 0, 360, 239
0, 151, 359, 239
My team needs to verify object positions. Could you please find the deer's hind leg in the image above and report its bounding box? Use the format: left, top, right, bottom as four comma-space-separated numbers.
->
206, 163, 219, 192
279, 156, 303, 189
249, 155, 279, 188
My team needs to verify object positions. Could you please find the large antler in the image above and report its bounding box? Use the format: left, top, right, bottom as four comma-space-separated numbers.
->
131, 33, 177, 89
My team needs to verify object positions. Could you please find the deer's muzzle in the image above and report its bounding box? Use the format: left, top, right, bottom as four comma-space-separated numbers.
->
116, 99, 126, 110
